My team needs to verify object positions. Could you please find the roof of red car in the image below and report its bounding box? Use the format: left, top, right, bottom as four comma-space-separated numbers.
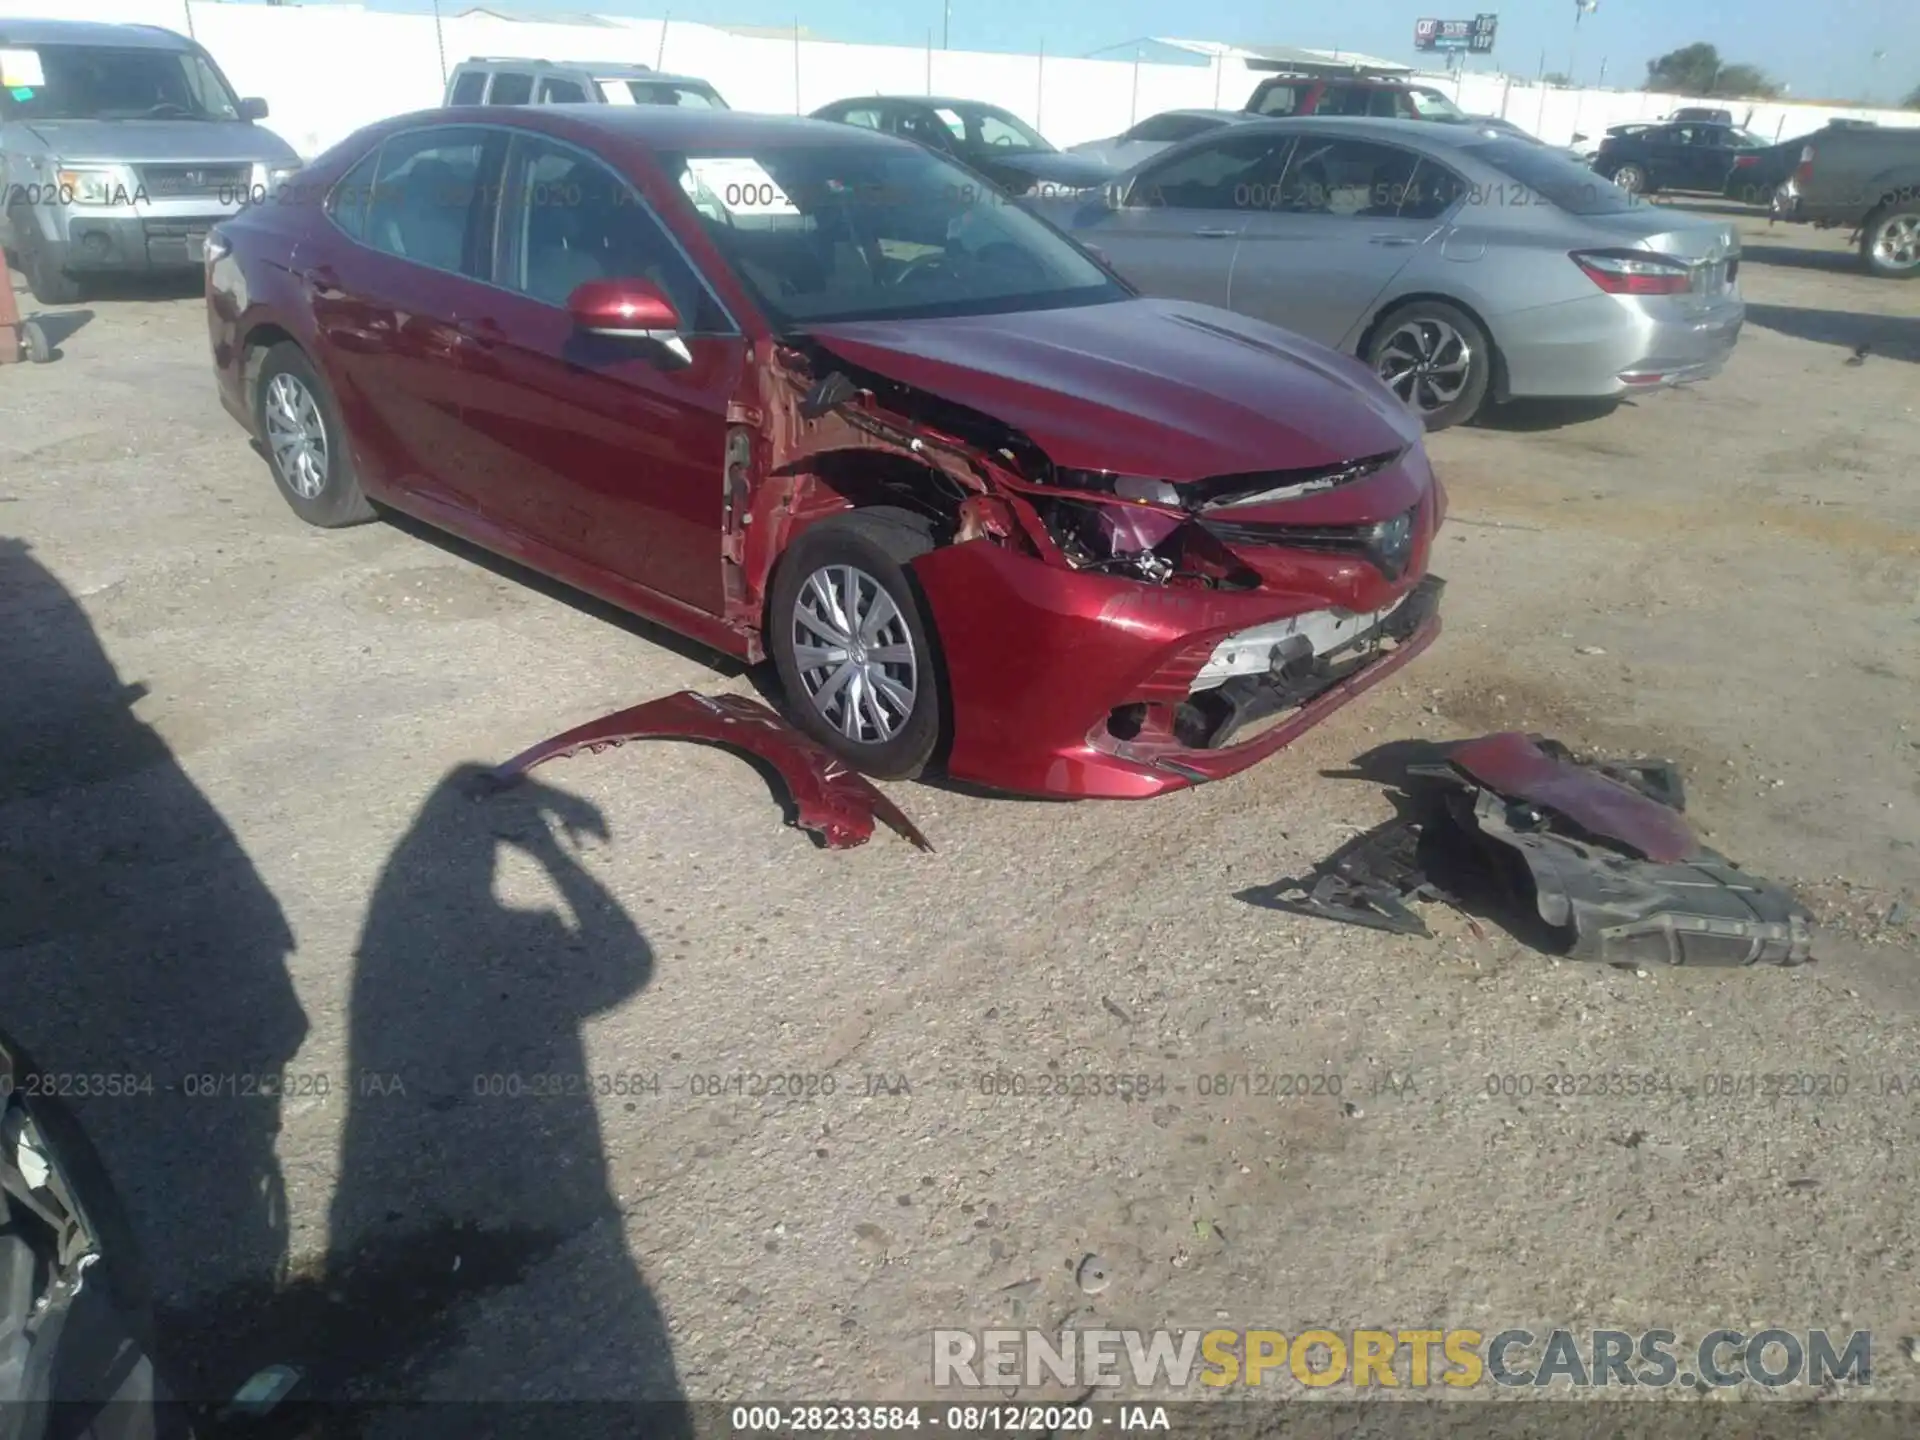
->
423, 104, 902, 150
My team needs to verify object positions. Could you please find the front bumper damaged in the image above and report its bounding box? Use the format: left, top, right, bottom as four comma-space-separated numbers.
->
909, 537, 1444, 799
1242, 732, 1816, 967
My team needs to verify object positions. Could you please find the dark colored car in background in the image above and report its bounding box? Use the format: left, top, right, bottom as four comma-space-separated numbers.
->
809, 96, 1112, 194
1244, 73, 1471, 123
1592, 118, 1767, 195
205, 107, 1444, 799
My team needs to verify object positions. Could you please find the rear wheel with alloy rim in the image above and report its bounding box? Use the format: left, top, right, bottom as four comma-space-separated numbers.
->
1364, 299, 1493, 432
253, 342, 375, 527
1610, 162, 1648, 195
769, 507, 944, 779
1861, 202, 1920, 280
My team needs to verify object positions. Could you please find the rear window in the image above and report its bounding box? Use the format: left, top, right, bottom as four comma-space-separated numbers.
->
449, 72, 486, 105
1462, 138, 1640, 215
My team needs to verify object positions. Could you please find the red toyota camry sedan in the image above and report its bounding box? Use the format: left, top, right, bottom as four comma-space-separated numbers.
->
207, 107, 1445, 799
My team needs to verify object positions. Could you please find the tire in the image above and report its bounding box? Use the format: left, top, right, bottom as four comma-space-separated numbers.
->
252, 342, 375, 527
1364, 299, 1494, 433
1860, 200, 1920, 280
12, 215, 82, 305
1609, 162, 1648, 196
768, 507, 944, 780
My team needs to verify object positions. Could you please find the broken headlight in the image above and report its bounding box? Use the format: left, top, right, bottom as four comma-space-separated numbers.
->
1038, 497, 1183, 581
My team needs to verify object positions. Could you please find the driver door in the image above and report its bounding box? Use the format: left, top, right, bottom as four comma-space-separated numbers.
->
1072, 131, 1294, 308
448, 133, 747, 615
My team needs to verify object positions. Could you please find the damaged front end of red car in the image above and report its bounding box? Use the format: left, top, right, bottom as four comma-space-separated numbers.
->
718, 322, 1447, 800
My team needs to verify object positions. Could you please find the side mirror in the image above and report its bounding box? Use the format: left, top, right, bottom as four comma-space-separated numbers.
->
567, 279, 690, 365
238, 97, 269, 122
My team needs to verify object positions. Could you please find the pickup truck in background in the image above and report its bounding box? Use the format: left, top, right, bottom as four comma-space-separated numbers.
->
1772, 124, 1920, 279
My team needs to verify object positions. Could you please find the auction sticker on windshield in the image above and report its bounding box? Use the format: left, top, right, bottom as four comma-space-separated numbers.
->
683, 157, 799, 217
0, 49, 45, 89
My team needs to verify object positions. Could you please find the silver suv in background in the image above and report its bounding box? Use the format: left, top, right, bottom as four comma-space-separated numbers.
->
0, 18, 301, 304
443, 57, 729, 109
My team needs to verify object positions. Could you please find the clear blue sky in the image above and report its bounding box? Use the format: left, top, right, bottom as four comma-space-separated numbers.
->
375, 0, 1916, 104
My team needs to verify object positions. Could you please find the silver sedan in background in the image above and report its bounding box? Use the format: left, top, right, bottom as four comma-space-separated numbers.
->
1033, 116, 1745, 430
1065, 108, 1250, 171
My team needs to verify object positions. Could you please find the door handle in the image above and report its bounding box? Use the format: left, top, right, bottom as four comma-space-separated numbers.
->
1368, 235, 1418, 247
1192, 227, 1237, 239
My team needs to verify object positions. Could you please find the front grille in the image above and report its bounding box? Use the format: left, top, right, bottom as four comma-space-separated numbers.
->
1204, 505, 1421, 581
138, 163, 250, 200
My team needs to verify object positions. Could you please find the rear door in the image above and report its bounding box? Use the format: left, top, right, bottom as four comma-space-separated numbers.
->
1073, 130, 1294, 307
1231, 137, 1460, 347
1639, 125, 1692, 188
1674, 123, 1737, 190
449, 132, 746, 614
305, 124, 504, 515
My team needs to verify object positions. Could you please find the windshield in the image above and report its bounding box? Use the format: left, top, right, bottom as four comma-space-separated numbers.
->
661, 143, 1125, 328
600, 79, 728, 109
1462, 138, 1642, 215
0, 43, 240, 121
934, 104, 1053, 154
1407, 88, 1470, 122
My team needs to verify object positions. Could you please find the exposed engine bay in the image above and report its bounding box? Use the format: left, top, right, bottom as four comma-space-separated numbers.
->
734, 339, 1430, 617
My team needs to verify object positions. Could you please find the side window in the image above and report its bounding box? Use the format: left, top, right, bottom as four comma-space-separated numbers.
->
838, 107, 884, 129
976, 112, 1028, 148
488, 72, 533, 106
1250, 83, 1301, 117
1322, 86, 1377, 118
327, 147, 383, 241
895, 108, 955, 150
497, 137, 727, 331
449, 72, 486, 105
1275, 138, 1424, 218
363, 128, 490, 275
1397, 158, 1468, 220
538, 77, 588, 104
1132, 132, 1293, 210
1373, 90, 1410, 119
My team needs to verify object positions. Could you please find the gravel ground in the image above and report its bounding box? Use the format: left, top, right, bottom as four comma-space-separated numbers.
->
3, 204, 1918, 1423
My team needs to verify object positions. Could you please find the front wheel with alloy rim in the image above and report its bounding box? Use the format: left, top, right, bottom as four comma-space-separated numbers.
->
253, 342, 375, 527
1861, 202, 1920, 280
768, 507, 945, 780
1364, 299, 1493, 432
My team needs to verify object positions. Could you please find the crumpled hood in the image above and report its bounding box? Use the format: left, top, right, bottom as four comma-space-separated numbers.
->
806, 296, 1421, 481
19, 118, 299, 167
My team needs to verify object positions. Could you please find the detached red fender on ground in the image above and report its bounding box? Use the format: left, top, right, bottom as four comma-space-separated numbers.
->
482, 690, 933, 852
